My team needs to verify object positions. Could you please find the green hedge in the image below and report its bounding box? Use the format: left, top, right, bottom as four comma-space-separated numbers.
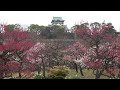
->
47, 66, 69, 79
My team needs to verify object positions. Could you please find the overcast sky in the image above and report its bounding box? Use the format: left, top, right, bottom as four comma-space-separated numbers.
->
0, 11, 120, 31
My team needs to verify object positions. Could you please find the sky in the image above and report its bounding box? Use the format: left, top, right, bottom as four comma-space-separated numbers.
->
0, 11, 120, 31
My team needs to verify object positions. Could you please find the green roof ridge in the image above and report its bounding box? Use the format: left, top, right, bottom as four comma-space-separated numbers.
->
53, 17, 63, 21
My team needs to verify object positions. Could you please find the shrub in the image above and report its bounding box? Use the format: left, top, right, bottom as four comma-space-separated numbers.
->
47, 66, 69, 79
33, 74, 43, 79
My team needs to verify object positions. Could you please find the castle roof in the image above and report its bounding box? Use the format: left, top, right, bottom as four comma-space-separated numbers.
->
52, 17, 65, 22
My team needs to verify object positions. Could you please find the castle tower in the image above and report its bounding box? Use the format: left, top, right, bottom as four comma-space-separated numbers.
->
51, 17, 65, 25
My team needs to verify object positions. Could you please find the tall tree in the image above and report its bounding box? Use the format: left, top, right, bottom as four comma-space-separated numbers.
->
0, 25, 34, 79
74, 22, 119, 79
28, 24, 45, 35
26, 42, 46, 77
63, 41, 87, 75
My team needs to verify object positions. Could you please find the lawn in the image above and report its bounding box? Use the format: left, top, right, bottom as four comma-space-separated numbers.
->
4, 69, 109, 79
66, 69, 108, 79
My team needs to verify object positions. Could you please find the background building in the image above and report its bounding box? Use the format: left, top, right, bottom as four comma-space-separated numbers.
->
51, 17, 65, 25
50, 17, 69, 32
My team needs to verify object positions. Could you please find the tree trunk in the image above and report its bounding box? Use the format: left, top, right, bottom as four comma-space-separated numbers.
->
94, 44, 101, 79
19, 71, 22, 78
117, 65, 120, 78
95, 69, 102, 79
0, 71, 4, 79
18, 62, 23, 79
95, 74, 101, 79
38, 65, 41, 75
74, 63, 78, 73
64, 61, 66, 66
57, 61, 59, 66
11, 73, 13, 78
79, 65, 84, 76
95, 70, 99, 79
42, 59, 46, 79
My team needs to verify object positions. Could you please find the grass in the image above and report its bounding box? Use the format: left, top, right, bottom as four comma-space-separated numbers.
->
4, 69, 110, 79
66, 69, 94, 79
66, 69, 108, 79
